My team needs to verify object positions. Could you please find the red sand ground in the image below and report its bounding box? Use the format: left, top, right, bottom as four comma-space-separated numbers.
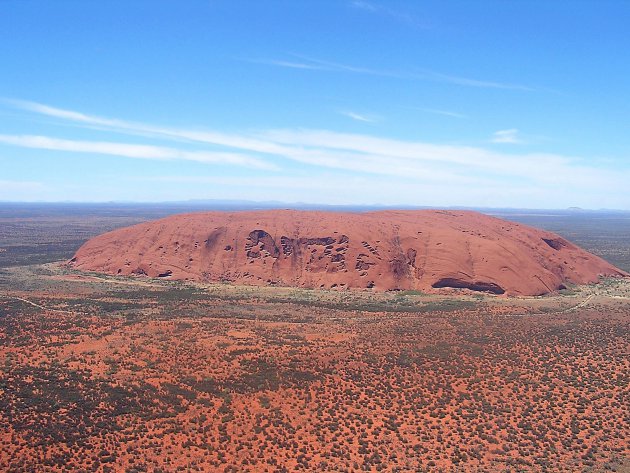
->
71, 210, 626, 296
1, 267, 629, 472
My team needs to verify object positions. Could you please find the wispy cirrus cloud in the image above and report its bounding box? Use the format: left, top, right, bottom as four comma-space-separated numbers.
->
247, 54, 534, 91
243, 58, 325, 70
4, 98, 297, 156
3, 98, 125, 128
338, 110, 379, 123
3, 99, 626, 197
425, 71, 533, 91
0, 134, 275, 169
350, 1, 377, 12
491, 128, 522, 144
260, 54, 401, 78
0, 101, 478, 183
350, 1, 429, 29
421, 108, 467, 119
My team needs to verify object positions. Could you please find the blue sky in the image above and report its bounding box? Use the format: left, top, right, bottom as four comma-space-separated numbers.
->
1, 0, 629, 208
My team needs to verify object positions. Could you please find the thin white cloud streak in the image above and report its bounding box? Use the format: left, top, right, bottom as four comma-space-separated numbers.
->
8, 99, 298, 155
287, 54, 404, 78
252, 54, 534, 91
338, 110, 379, 123
422, 108, 467, 119
423, 71, 534, 91
0, 134, 275, 169
6, 100, 473, 183
258, 129, 626, 190
351, 1, 377, 12
4, 99, 125, 129
491, 128, 522, 144
350, 1, 429, 29
245, 59, 324, 70
259, 129, 552, 180
5, 99, 627, 194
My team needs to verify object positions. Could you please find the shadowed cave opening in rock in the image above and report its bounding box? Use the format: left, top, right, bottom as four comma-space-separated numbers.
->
432, 278, 505, 295
542, 238, 566, 251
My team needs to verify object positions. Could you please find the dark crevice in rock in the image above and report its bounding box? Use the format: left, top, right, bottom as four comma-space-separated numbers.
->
280, 236, 295, 256
298, 237, 336, 246
542, 238, 566, 251
361, 241, 379, 256
432, 278, 505, 295
406, 248, 417, 267
331, 253, 345, 263
247, 230, 280, 258
355, 254, 375, 271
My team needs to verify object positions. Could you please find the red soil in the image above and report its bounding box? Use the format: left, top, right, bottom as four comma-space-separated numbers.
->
70, 210, 627, 296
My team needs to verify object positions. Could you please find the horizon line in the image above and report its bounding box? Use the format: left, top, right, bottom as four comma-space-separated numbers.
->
0, 199, 626, 213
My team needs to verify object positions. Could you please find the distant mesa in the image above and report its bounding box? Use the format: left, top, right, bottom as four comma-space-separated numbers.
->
69, 210, 627, 296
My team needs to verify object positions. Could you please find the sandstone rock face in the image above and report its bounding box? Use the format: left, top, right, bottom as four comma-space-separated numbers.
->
70, 210, 627, 296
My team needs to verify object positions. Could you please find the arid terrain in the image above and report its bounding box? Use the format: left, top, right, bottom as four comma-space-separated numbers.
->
0, 205, 629, 472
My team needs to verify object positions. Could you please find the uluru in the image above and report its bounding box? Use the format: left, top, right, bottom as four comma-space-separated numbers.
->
69, 209, 627, 296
